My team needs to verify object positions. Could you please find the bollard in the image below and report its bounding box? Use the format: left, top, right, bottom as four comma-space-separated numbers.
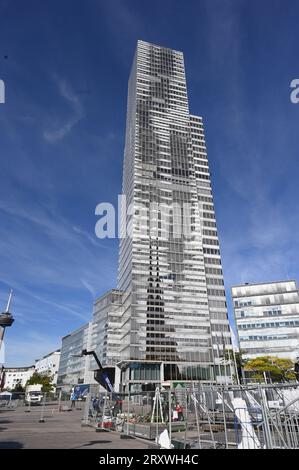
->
25, 398, 31, 413
58, 390, 62, 412
39, 394, 46, 423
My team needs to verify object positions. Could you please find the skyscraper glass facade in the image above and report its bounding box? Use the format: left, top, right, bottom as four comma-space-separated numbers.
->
117, 41, 232, 386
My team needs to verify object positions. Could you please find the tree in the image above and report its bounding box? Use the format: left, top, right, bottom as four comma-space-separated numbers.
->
11, 381, 25, 393
244, 356, 296, 383
26, 372, 54, 393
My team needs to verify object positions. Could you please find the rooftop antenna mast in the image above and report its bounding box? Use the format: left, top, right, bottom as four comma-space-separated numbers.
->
5, 289, 13, 313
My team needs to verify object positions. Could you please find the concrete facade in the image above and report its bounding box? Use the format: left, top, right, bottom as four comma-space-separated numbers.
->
3, 366, 35, 390
35, 350, 61, 385
232, 280, 299, 361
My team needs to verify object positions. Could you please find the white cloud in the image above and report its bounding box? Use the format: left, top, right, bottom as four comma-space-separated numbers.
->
72, 225, 99, 247
80, 278, 97, 297
43, 78, 84, 142
0, 199, 117, 324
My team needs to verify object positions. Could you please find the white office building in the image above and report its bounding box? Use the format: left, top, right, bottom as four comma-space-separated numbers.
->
232, 280, 299, 361
35, 349, 61, 385
3, 366, 35, 390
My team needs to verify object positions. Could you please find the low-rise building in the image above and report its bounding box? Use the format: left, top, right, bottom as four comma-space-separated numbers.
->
3, 365, 35, 390
35, 349, 61, 384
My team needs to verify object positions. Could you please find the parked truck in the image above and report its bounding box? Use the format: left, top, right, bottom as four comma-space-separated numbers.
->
25, 384, 43, 405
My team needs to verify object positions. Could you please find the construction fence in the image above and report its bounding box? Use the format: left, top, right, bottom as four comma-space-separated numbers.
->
82, 382, 299, 449
0, 390, 82, 415
2, 382, 299, 449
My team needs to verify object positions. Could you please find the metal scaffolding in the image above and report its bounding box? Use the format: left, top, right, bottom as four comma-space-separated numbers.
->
84, 381, 299, 449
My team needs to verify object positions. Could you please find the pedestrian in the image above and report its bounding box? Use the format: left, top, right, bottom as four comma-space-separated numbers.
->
70, 390, 76, 410
176, 403, 184, 421
117, 399, 123, 413
112, 399, 123, 416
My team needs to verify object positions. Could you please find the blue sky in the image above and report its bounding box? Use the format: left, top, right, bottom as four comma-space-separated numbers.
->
0, 0, 299, 366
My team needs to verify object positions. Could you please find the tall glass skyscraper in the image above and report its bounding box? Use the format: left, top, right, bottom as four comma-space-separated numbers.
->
117, 40, 232, 389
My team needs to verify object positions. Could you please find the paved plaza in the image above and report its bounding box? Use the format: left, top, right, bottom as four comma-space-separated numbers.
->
0, 404, 149, 449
